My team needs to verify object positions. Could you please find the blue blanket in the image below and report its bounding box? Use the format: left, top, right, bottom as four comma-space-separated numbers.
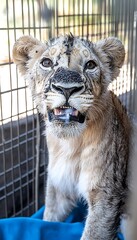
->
0, 204, 124, 240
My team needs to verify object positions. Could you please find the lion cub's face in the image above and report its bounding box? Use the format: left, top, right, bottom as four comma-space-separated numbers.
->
13, 35, 125, 138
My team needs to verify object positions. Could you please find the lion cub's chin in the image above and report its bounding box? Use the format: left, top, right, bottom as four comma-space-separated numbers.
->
46, 120, 86, 138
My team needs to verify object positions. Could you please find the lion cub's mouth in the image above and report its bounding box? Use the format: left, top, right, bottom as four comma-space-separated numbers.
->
48, 106, 85, 124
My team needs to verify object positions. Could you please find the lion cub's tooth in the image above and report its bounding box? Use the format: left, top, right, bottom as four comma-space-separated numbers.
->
54, 108, 61, 115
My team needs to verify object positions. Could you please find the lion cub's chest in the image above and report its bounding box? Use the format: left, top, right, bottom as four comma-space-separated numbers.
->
48, 140, 100, 199
48, 153, 79, 197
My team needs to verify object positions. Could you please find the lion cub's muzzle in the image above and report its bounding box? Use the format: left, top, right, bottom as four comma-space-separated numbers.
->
48, 67, 86, 124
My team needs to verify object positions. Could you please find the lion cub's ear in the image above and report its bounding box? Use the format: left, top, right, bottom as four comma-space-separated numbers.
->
12, 35, 46, 75
94, 37, 125, 80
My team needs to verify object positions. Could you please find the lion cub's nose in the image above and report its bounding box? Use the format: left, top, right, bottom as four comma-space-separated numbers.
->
51, 84, 84, 100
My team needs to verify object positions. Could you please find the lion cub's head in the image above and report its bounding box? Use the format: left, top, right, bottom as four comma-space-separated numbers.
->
13, 35, 125, 138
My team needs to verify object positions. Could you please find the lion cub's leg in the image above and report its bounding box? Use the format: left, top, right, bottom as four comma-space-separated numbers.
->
81, 190, 122, 240
43, 179, 75, 222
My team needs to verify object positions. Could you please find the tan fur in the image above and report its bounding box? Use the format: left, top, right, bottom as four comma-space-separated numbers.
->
13, 34, 130, 240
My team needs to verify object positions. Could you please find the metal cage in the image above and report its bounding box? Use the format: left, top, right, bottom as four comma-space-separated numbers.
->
0, 0, 137, 218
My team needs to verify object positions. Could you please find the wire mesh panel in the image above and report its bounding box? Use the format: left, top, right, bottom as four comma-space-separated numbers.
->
0, 0, 49, 218
0, 0, 137, 218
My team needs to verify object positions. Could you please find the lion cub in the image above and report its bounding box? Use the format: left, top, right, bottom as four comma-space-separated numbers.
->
13, 34, 130, 240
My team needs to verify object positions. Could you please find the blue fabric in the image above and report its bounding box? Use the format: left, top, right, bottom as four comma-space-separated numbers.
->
0, 203, 124, 240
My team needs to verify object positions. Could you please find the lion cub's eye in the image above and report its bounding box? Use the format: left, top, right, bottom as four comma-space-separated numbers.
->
85, 60, 97, 70
40, 58, 53, 68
